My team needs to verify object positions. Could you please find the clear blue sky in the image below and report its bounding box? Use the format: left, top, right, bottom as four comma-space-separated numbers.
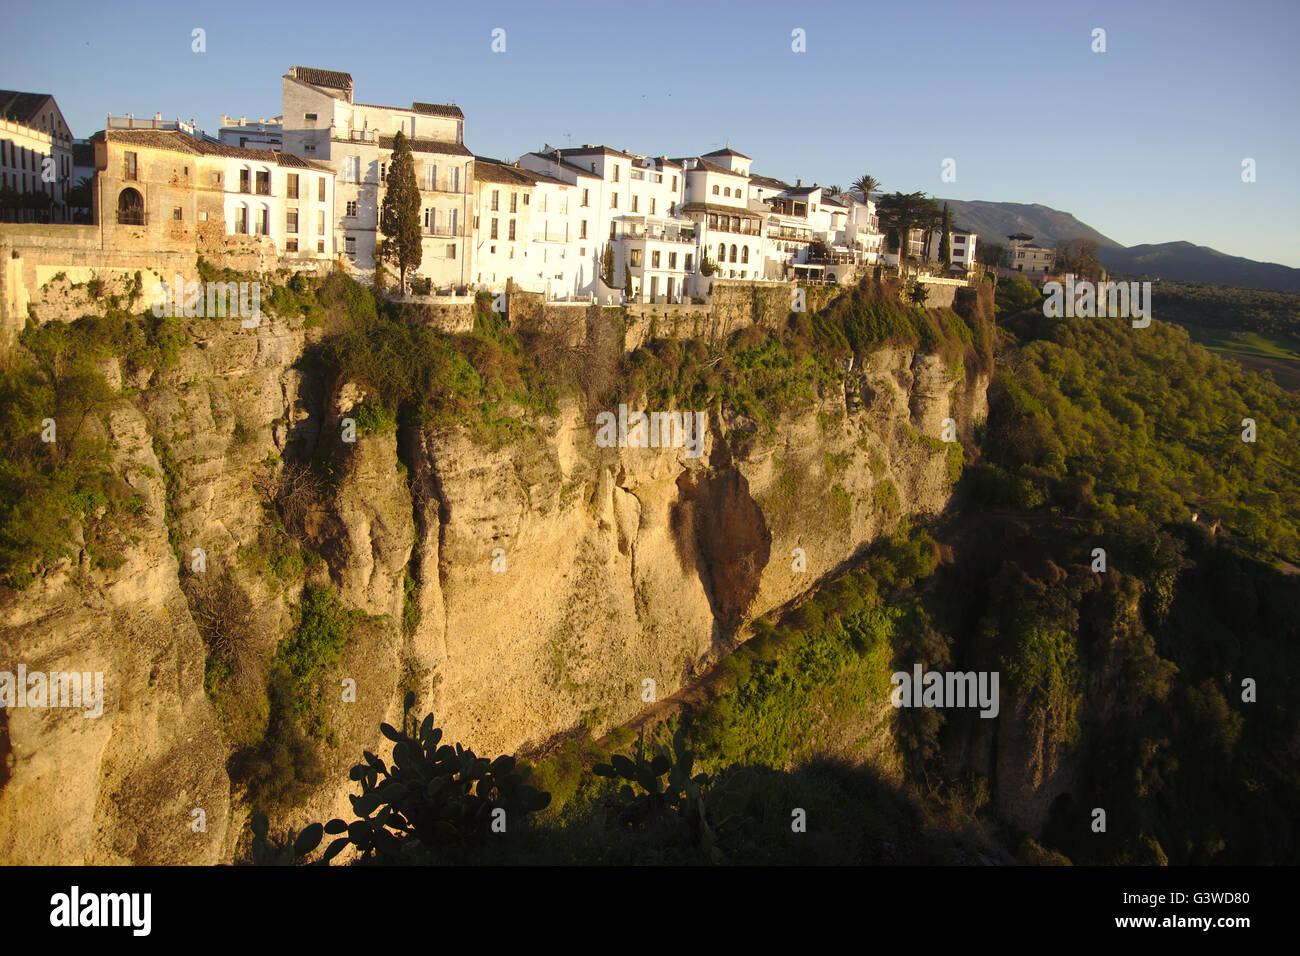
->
3, 0, 1297, 265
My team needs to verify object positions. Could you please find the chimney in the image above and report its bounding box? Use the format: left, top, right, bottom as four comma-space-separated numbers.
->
796, 178, 801, 187
240, 116, 246, 125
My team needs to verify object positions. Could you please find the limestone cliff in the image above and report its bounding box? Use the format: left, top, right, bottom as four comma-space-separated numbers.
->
0, 298, 990, 863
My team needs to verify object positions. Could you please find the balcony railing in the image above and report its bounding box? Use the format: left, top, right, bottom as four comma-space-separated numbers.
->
618, 226, 696, 243
423, 226, 465, 237
117, 210, 146, 225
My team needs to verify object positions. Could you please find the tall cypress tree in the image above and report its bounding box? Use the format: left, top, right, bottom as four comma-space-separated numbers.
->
939, 202, 952, 269
379, 130, 423, 294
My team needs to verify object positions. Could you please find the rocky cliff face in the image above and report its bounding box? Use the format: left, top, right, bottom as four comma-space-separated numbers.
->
0, 307, 989, 863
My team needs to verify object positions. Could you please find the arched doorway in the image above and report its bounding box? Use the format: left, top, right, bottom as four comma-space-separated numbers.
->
117, 188, 144, 225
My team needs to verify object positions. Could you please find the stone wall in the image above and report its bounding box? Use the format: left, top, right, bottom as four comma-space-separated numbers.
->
508, 280, 843, 353
0, 223, 333, 349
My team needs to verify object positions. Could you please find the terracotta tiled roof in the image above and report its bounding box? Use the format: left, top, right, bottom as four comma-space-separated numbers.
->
289, 66, 353, 91
749, 174, 791, 191
102, 129, 334, 170
412, 102, 463, 118
558, 145, 634, 159
672, 157, 747, 177
473, 157, 534, 186
0, 90, 52, 125
378, 134, 471, 157
702, 146, 751, 160
521, 152, 601, 179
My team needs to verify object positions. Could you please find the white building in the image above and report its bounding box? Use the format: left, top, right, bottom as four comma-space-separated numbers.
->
0, 90, 75, 222
516, 148, 608, 296
923, 227, 978, 270
675, 149, 764, 291
281, 66, 473, 290
94, 128, 336, 260
220, 115, 284, 150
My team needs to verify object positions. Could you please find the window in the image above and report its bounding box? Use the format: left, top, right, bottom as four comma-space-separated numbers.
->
427, 163, 437, 190
730, 244, 737, 262
717, 243, 725, 260
610, 193, 617, 209
712, 184, 719, 195
581, 188, 589, 207
631, 195, 638, 212
346, 200, 357, 217
490, 218, 498, 239
580, 220, 588, 239
287, 174, 299, 198
650, 198, 656, 215
630, 249, 642, 267
510, 192, 517, 213
491, 189, 499, 211
508, 220, 516, 241
523, 194, 529, 205
305, 112, 317, 121
723, 187, 730, 197
235, 205, 248, 234
256, 207, 269, 235
305, 144, 316, 153
450, 209, 458, 234
380, 162, 387, 183
173, 206, 183, 221
319, 178, 325, 201
451, 167, 459, 191
239, 168, 251, 193
343, 156, 359, 183
685, 254, 692, 271
669, 252, 677, 269
345, 236, 356, 256
286, 210, 298, 234
286, 239, 298, 252
612, 165, 619, 182
255, 169, 270, 195
317, 239, 325, 253
672, 176, 677, 191
123, 151, 137, 180
741, 246, 749, 263
318, 210, 325, 234
447, 243, 456, 258
651, 251, 660, 268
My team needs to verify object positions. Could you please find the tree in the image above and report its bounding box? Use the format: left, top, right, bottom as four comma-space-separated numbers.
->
1054, 238, 1103, 280
853, 174, 880, 205
601, 243, 614, 287
378, 130, 422, 294
977, 241, 1005, 268
876, 191, 933, 275
939, 203, 952, 270
624, 255, 634, 299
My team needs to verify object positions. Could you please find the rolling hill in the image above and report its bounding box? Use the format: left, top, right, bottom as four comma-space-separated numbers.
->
936, 199, 1300, 292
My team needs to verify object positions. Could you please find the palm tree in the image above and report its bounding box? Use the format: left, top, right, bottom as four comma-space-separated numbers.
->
852, 174, 880, 205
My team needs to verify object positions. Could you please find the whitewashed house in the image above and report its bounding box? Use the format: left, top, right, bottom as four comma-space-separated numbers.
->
280, 66, 473, 290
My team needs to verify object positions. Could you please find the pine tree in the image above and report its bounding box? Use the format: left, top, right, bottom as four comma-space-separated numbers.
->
624, 255, 634, 299
378, 130, 423, 294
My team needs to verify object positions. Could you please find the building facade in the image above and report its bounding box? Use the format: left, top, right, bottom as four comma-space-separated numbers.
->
220, 115, 284, 150
93, 129, 336, 259
281, 66, 472, 290
0, 90, 75, 222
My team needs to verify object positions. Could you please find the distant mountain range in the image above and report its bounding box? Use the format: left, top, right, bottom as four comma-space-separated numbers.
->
935, 199, 1300, 292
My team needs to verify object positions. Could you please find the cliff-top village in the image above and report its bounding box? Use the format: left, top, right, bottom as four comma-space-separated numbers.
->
0, 68, 1065, 336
